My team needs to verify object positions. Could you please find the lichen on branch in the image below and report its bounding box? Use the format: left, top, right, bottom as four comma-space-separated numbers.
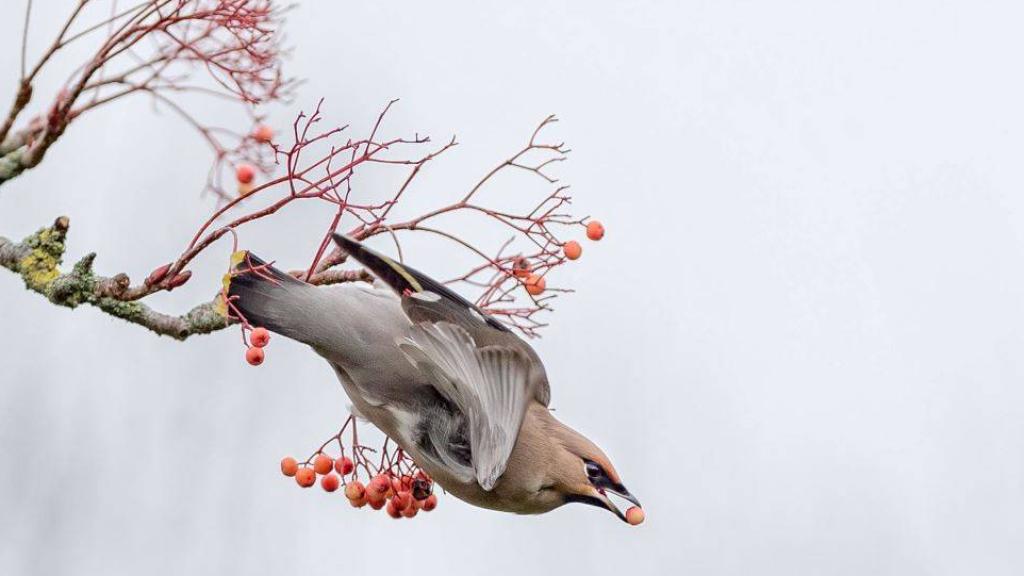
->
0, 217, 228, 340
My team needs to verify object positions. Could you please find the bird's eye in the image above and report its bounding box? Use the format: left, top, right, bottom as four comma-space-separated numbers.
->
585, 461, 603, 480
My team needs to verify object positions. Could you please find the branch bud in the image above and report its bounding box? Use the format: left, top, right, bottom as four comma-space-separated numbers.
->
166, 270, 192, 290
145, 263, 173, 286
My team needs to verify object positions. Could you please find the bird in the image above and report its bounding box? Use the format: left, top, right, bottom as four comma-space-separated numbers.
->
225, 234, 642, 523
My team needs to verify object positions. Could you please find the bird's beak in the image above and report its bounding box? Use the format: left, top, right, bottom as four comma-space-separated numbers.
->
594, 483, 642, 523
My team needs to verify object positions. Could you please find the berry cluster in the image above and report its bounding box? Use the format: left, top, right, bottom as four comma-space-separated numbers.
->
276, 415, 439, 519
517, 219, 605, 297
245, 326, 270, 366
280, 451, 439, 520
234, 125, 274, 197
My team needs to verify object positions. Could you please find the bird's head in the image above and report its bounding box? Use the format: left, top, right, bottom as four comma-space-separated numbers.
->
527, 410, 643, 524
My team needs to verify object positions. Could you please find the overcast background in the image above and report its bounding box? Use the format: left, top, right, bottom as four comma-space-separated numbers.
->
3, 1, 1024, 574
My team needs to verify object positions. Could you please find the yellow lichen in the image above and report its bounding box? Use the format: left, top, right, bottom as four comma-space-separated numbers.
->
18, 242, 61, 291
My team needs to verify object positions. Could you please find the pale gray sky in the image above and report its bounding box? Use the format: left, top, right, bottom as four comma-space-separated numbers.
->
3, 1, 1024, 574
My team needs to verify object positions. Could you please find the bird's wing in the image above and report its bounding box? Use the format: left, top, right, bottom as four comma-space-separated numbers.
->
333, 233, 551, 406
397, 321, 533, 491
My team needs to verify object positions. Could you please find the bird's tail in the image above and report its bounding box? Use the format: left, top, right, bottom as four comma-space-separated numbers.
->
332, 233, 471, 306
220, 251, 323, 343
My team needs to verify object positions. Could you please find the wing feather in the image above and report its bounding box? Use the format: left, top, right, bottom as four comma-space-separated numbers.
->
397, 322, 532, 490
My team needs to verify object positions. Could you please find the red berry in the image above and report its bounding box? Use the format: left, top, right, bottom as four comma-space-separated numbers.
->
391, 491, 411, 511
366, 486, 387, 509
625, 506, 645, 526
250, 327, 270, 348
368, 474, 390, 495
344, 481, 365, 501
245, 346, 264, 366
320, 473, 340, 492
236, 164, 256, 184
280, 457, 298, 477
349, 495, 367, 508
563, 240, 582, 260
386, 499, 402, 519
313, 453, 334, 475
401, 504, 418, 518
422, 494, 438, 511
586, 220, 605, 241
253, 124, 274, 143
295, 468, 315, 488
525, 274, 546, 296
334, 456, 354, 476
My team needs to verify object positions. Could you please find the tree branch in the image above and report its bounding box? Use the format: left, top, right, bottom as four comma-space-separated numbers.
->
0, 216, 228, 340
0, 216, 377, 339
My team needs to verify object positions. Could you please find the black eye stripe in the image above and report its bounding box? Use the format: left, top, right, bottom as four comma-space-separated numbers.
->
565, 493, 606, 509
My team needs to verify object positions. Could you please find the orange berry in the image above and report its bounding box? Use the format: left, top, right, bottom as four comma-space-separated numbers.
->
313, 453, 334, 475
344, 481, 365, 501
245, 346, 264, 366
401, 504, 419, 518
391, 491, 411, 511
586, 220, 605, 241
253, 124, 274, 143
386, 499, 402, 519
525, 274, 546, 296
236, 164, 256, 184
250, 327, 270, 348
320, 473, 340, 492
389, 473, 409, 491
295, 468, 315, 488
366, 490, 387, 509
625, 506, 645, 526
563, 240, 582, 260
422, 494, 438, 512
349, 495, 367, 508
280, 457, 298, 477
334, 456, 354, 476
368, 474, 390, 495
